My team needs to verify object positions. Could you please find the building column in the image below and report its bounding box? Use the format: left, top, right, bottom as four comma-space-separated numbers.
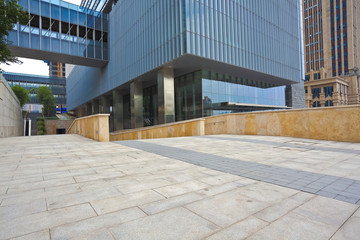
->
92, 99, 99, 114
100, 95, 110, 114
157, 68, 175, 124
113, 90, 124, 131
86, 102, 92, 116
130, 80, 143, 129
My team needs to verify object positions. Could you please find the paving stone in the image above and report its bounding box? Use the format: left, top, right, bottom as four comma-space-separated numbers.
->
91, 190, 164, 215
0, 198, 46, 223
139, 192, 203, 215
11, 230, 50, 240
51, 207, 145, 240
186, 188, 270, 227
72, 229, 115, 240
335, 195, 359, 204
154, 180, 210, 198
7, 177, 76, 194
206, 216, 268, 240
246, 211, 339, 240
254, 197, 306, 223
47, 187, 122, 210
199, 173, 242, 186
110, 207, 219, 240
0, 203, 96, 239
293, 196, 358, 227
331, 214, 360, 240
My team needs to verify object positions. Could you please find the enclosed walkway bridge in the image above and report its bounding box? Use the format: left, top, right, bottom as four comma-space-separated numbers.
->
6, 0, 109, 67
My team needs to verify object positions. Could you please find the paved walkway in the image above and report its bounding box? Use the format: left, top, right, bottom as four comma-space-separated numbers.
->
0, 134, 359, 239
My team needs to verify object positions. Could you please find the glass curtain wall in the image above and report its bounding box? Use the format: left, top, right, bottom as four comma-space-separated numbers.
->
175, 70, 286, 121
8, 0, 108, 60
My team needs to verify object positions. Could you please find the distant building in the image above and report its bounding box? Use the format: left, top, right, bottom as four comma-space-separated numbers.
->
45, 61, 66, 78
3, 72, 66, 114
303, 0, 360, 107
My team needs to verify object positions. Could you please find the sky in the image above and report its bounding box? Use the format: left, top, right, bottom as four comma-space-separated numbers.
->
0, 0, 81, 76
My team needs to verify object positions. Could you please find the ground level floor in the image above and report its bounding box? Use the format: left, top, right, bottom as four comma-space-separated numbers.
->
0, 134, 359, 239
73, 69, 301, 131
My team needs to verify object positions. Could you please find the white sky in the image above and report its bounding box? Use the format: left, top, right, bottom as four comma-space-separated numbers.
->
0, 0, 81, 76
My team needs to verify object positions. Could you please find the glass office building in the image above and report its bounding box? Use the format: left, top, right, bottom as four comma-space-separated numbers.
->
64, 0, 303, 130
3, 72, 66, 113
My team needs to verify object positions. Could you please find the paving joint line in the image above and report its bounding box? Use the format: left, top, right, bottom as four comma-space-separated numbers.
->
116, 140, 360, 206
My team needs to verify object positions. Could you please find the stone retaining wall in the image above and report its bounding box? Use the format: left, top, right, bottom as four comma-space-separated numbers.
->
0, 74, 23, 138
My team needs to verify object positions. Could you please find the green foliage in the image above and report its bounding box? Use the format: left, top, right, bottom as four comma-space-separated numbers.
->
37, 118, 46, 135
37, 86, 55, 117
0, 0, 28, 66
11, 84, 29, 107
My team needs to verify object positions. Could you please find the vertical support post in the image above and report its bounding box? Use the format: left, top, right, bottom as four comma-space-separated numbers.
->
158, 68, 175, 124
92, 99, 99, 115
100, 95, 110, 114
113, 90, 124, 131
130, 80, 143, 129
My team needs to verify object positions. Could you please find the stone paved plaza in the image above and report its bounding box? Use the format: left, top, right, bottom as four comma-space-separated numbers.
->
0, 135, 359, 239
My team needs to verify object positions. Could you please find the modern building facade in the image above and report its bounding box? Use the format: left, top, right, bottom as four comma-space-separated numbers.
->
3, 72, 66, 113
65, 0, 304, 131
303, 0, 360, 108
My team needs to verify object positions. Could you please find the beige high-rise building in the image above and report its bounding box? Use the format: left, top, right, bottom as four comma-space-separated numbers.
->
303, 0, 360, 107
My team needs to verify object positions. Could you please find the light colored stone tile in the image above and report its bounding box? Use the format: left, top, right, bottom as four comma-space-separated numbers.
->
199, 174, 242, 186
70, 229, 114, 240
0, 198, 46, 223
110, 207, 219, 240
154, 180, 210, 198
11, 230, 50, 240
91, 190, 164, 215
0, 186, 8, 195
7, 177, 75, 194
293, 196, 358, 227
51, 207, 145, 240
140, 192, 204, 215
236, 182, 298, 204
196, 182, 243, 197
74, 172, 126, 183
247, 211, 339, 240
206, 216, 268, 240
0, 203, 96, 239
186, 188, 270, 227
115, 179, 172, 194
254, 197, 306, 223
331, 215, 360, 240
47, 187, 122, 210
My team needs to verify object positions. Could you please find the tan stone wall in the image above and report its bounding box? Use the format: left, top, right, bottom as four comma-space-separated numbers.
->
44, 119, 74, 135
0, 74, 23, 138
110, 118, 205, 141
67, 114, 109, 142
205, 106, 360, 143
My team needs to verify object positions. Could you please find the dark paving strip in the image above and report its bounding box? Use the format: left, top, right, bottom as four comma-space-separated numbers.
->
200, 136, 360, 155
116, 140, 360, 205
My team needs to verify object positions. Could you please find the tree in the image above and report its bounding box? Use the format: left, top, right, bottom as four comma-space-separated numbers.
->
11, 84, 29, 107
37, 86, 55, 117
0, 0, 28, 66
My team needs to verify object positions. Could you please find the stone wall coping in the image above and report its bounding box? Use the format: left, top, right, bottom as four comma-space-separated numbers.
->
111, 118, 205, 135
67, 114, 109, 133
204, 105, 360, 120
